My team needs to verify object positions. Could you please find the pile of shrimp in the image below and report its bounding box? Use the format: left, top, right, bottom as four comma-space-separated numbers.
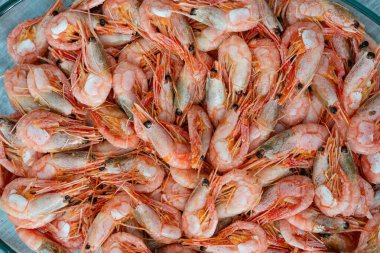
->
1, 0, 380, 252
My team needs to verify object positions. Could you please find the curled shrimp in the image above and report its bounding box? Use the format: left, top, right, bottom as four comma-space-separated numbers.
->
356, 213, 380, 252
195, 27, 231, 52
132, 104, 191, 169
215, 169, 262, 218
102, 232, 151, 253
16, 109, 102, 153
182, 177, 219, 239
347, 92, 380, 155
170, 167, 208, 189
102, 0, 141, 29
16, 228, 67, 253
187, 105, 213, 170
252, 175, 314, 222
103, 154, 165, 193
113, 61, 148, 118
7, 0, 61, 63
89, 103, 140, 149
361, 152, 380, 184
28, 151, 102, 179
161, 175, 192, 211
85, 193, 133, 251
342, 51, 380, 116
3, 65, 40, 114
205, 62, 227, 127
184, 221, 268, 253
218, 35, 252, 95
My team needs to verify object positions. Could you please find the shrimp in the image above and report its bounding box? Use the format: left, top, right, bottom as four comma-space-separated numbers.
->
252, 175, 314, 222
89, 103, 140, 149
157, 243, 197, 253
361, 152, 380, 184
16, 109, 101, 153
182, 177, 219, 238
7, 0, 61, 63
329, 34, 353, 70
195, 27, 231, 52
347, 92, 380, 155
279, 220, 326, 251
312, 136, 360, 217
92, 140, 132, 157
205, 62, 227, 127
48, 47, 78, 76
0, 177, 89, 220
215, 169, 262, 218
71, 34, 112, 108
27, 64, 77, 116
102, 0, 141, 29
342, 51, 380, 116
123, 187, 182, 244
187, 105, 213, 170
303, 94, 324, 123
279, 22, 324, 105
248, 38, 281, 98
8, 213, 60, 229
286, 0, 365, 39
279, 89, 311, 127
218, 35, 252, 95
103, 155, 165, 193
102, 232, 151, 253
3, 65, 40, 114
16, 228, 67, 253
132, 104, 191, 169
161, 175, 192, 211
174, 51, 212, 116
170, 167, 208, 189
113, 61, 148, 118
85, 193, 133, 251
354, 176, 374, 218
184, 221, 268, 253
321, 233, 356, 252
356, 213, 380, 252
286, 208, 350, 233
27, 151, 103, 179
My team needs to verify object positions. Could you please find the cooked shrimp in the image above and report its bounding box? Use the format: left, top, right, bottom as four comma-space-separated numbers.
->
28, 151, 102, 179
215, 169, 262, 218
279, 90, 311, 127
303, 93, 324, 123
3, 65, 40, 114
103, 154, 165, 193
89, 103, 139, 149
342, 51, 380, 116
102, 0, 141, 29
356, 213, 380, 252
182, 177, 219, 239
170, 167, 208, 189
361, 152, 380, 184
187, 105, 213, 170
184, 221, 268, 253
329, 34, 353, 70
16, 109, 101, 153
7, 0, 61, 63
218, 35, 252, 94
161, 175, 191, 211
92, 140, 132, 157
48, 47, 78, 76
132, 104, 191, 169
347, 92, 380, 155
85, 193, 133, 251
195, 27, 231, 52
252, 175, 314, 222
205, 62, 227, 127
102, 232, 151, 253
17, 228, 67, 253
354, 176, 374, 218
321, 233, 356, 252
113, 61, 148, 118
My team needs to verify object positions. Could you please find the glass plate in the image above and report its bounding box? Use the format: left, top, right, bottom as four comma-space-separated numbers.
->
0, 0, 379, 252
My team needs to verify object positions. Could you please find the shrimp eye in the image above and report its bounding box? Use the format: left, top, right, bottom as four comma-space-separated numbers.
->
99, 19, 106, 26
201, 178, 209, 186
200, 246, 207, 251
175, 108, 183, 116
343, 222, 350, 229
64, 195, 71, 202
359, 41, 369, 49
290, 168, 298, 173
247, 210, 252, 215
300, 169, 310, 177
347, 60, 353, 68
277, 16, 283, 23
236, 90, 243, 95
274, 26, 282, 35
165, 74, 172, 82
319, 233, 331, 238
232, 103, 239, 110
329, 106, 337, 114
88, 197, 98, 203
52, 10, 59, 16
190, 8, 197, 15
89, 37, 96, 42
85, 244, 91, 250
143, 120, 152, 128
318, 147, 325, 152
341, 146, 348, 153
211, 68, 217, 73
369, 110, 376, 116
308, 86, 312, 92
275, 93, 282, 99
353, 20, 360, 29
200, 155, 206, 161
83, 137, 90, 144
297, 83, 303, 90
188, 44, 195, 52
367, 52, 375, 59
255, 150, 264, 158
98, 166, 105, 171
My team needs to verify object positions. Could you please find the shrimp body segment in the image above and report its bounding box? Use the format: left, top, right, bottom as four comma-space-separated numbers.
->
102, 232, 151, 253
17, 228, 68, 253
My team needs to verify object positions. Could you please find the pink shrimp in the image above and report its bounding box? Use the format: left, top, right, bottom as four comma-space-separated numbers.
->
279, 89, 311, 127
89, 103, 140, 149
347, 92, 380, 155
303, 93, 325, 123
361, 152, 380, 184
102, 0, 141, 29
161, 175, 192, 211
329, 34, 353, 70
252, 175, 314, 222
354, 176, 374, 218
187, 105, 213, 170
356, 213, 380, 252
7, 0, 62, 63
92, 140, 133, 157
16, 109, 101, 153
170, 167, 208, 189
48, 47, 78, 76
102, 232, 151, 253
17, 228, 68, 253
195, 27, 231, 52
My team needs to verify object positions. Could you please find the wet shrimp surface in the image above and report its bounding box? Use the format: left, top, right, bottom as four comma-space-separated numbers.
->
1, 0, 380, 252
